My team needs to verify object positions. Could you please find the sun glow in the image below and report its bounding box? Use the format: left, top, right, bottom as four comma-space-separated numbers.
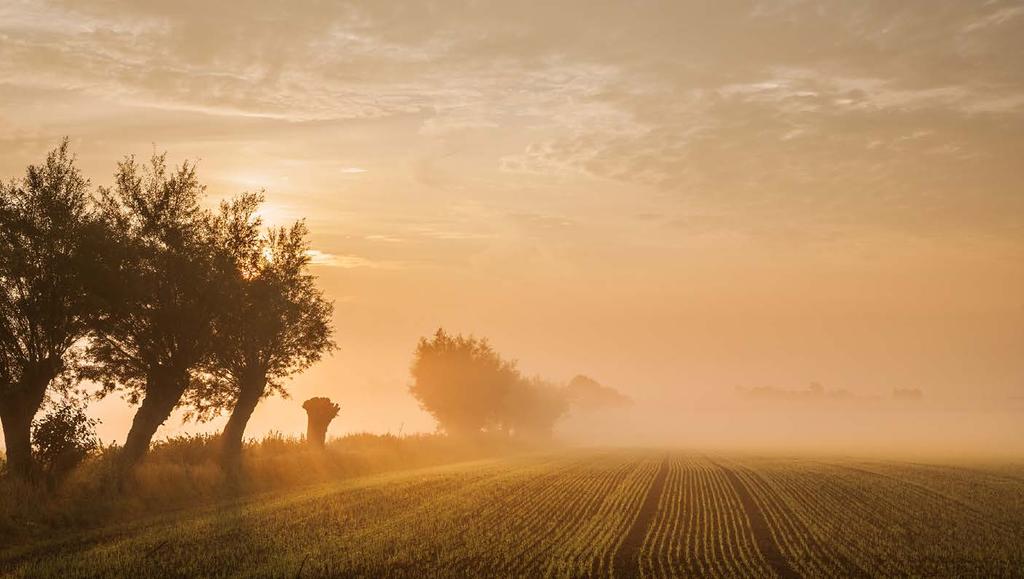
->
252, 202, 298, 227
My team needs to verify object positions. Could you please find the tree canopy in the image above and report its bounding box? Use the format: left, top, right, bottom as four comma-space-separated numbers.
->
410, 329, 570, 439
0, 139, 100, 477
501, 376, 568, 440
410, 329, 520, 436
186, 192, 335, 460
84, 152, 228, 472
564, 375, 633, 411
0, 140, 338, 482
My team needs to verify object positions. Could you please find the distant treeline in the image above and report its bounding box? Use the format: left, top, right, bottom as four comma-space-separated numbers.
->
410, 329, 631, 439
736, 382, 924, 402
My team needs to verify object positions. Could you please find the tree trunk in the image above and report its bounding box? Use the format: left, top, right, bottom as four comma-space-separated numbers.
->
119, 372, 188, 477
302, 397, 339, 449
221, 371, 267, 464
306, 415, 329, 449
1, 402, 35, 479
0, 372, 53, 479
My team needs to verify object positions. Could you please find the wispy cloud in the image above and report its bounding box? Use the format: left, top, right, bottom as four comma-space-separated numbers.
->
305, 250, 399, 269
365, 234, 403, 243
2, 0, 1022, 239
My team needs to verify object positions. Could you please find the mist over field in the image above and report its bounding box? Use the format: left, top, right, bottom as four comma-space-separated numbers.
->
559, 391, 1024, 457
3, 1, 1023, 460
2, 1, 1023, 577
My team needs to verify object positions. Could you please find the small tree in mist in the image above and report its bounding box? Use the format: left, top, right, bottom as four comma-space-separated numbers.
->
84, 153, 224, 476
303, 397, 340, 448
563, 375, 632, 411
186, 193, 335, 464
0, 140, 102, 479
501, 376, 568, 440
893, 387, 924, 401
409, 329, 520, 437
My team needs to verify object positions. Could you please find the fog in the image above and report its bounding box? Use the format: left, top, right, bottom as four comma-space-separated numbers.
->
559, 389, 1024, 459
2, 0, 1023, 461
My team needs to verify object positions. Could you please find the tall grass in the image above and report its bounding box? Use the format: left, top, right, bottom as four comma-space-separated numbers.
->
0, 431, 534, 542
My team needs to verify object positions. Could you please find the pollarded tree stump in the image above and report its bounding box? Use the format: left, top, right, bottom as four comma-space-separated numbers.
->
302, 397, 340, 448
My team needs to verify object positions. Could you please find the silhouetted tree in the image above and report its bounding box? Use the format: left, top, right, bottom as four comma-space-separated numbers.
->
303, 397, 339, 448
409, 329, 520, 437
186, 193, 335, 464
0, 140, 100, 479
893, 387, 924, 401
564, 375, 632, 411
501, 376, 568, 440
84, 153, 224, 476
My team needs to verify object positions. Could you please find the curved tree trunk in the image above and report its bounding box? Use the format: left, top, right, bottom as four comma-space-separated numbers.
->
118, 372, 188, 478
220, 371, 267, 465
0, 371, 54, 479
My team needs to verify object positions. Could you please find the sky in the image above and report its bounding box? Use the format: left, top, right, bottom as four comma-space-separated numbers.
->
1, 1, 1022, 449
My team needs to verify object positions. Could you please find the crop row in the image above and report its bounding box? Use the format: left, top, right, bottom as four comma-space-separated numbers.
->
638, 455, 772, 578
6, 451, 661, 578
725, 456, 1024, 577
827, 458, 1024, 532
6, 451, 1022, 578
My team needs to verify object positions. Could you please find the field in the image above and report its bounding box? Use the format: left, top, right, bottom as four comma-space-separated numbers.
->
2, 450, 1023, 578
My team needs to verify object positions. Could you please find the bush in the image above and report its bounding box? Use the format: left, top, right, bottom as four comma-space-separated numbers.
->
32, 396, 100, 487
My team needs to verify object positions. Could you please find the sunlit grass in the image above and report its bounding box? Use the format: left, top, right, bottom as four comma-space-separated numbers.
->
2, 450, 1022, 577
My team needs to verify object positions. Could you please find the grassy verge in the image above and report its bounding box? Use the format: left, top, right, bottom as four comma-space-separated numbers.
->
0, 431, 534, 543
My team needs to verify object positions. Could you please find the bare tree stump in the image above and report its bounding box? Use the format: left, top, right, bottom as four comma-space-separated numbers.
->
302, 397, 340, 448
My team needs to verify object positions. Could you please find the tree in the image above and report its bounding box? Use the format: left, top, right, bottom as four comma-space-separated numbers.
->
893, 387, 924, 401
85, 152, 224, 475
186, 193, 335, 463
501, 376, 568, 440
563, 375, 632, 411
0, 140, 99, 478
409, 329, 520, 437
302, 397, 339, 448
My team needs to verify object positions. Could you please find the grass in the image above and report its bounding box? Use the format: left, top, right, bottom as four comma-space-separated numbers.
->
2, 449, 1022, 577
0, 431, 528, 542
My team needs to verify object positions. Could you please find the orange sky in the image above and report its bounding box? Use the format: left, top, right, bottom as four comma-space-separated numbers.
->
1, 1, 1022, 448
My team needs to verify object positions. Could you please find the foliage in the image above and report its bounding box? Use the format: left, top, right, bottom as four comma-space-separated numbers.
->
0, 140, 337, 478
83, 152, 230, 470
84, 152, 220, 402
409, 329, 521, 436
185, 193, 335, 424
410, 329, 579, 438
31, 394, 100, 485
501, 376, 568, 439
0, 138, 101, 477
564, 375, 633, 411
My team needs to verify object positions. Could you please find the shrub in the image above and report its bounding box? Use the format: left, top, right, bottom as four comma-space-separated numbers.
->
32, 396, 100, 487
